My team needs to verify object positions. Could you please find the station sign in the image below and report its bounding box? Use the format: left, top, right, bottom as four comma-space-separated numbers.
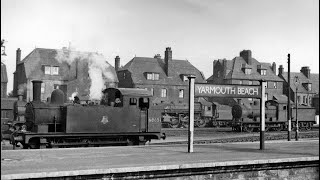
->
195, 84, 261, 98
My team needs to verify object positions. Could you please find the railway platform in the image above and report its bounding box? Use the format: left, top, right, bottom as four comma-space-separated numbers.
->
1, 139, 319, 179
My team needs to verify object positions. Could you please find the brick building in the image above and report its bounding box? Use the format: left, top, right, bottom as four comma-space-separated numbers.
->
116, 47, 206, 105
13, 47, 118, 102
207, 50, 284, 104
278, 66, 319, 106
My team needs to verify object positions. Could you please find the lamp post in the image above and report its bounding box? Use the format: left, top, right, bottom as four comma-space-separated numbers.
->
294, 76, 299, 141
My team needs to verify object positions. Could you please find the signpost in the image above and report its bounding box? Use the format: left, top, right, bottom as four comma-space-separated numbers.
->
188, 82, 266, 152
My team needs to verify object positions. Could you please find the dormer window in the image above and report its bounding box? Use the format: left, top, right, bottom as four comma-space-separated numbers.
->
257, 65, 267, 75
181, 74, 195, 82
303, 83, 312, 91
146, 72, 159, 80
242, 64, 252, 75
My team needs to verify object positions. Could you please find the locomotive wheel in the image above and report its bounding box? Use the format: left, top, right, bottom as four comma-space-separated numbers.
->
168, 118, 180, 128
243, 125, 253, 133
305, 123, 312, 131
195, 118, 206, 128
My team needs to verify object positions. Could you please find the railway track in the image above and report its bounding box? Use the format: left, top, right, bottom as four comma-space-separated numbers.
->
160, 127, 319, 145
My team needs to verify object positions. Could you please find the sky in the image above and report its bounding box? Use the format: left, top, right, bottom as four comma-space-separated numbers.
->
1, 0, 319, 94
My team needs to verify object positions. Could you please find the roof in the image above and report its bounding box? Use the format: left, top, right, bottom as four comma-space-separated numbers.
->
272, 94, 294, 104
19, 48, 118, 83
228, 57, 283, 81
281, 72, 319, 94
117, 88, 152, 97
207, 57, 283, 82
119, 57, 206, 85
1, 62, 8, 83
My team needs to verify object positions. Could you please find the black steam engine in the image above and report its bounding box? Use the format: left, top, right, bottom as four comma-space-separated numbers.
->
10, 80, 165, 149
231, 99, 316, 132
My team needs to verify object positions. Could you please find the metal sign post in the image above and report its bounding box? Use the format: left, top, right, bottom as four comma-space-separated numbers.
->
260, 81, 267, 150
188, 75, 196, 153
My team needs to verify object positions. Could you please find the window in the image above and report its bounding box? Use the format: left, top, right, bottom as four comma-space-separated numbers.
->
245, 68, 251, 75
248, 98, 253, 101
130, 98, 137, 105
123, 72, 126, 79
161, 89, 167, 97
260, 70, 267, 75
146, 73, 159, 80
248, 81, 252, 85
44, 66, 51, 75
183, 75, 188, 82
51, 66, 59, 75
308, 84, 312, 91
297, 96, 301, 104
44, 66, 59, 75
239, 80, 243, 85
265, 93, 268, 100
150, 88, 154, 96
54, 84, 59, 89
41, 83, 45, 93
273, 82, 277, 89
179, 89, 184, 98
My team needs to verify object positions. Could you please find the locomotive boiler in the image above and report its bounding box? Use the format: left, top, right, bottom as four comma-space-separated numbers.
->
11, 80, 165, 149
231, 99, 316, 132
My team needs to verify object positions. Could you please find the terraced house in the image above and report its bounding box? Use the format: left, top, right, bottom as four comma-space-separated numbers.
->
116, 47, 206, 106
207, 50, 285, 104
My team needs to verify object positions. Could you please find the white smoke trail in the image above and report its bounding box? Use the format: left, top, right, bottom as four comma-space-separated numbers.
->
55, 49, 117, 100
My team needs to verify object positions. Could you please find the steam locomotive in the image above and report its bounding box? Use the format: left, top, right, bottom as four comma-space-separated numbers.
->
231, 99, 316, 132
8, 80, 165, 149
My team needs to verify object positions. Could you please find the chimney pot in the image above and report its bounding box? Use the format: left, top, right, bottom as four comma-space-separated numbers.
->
278, 65, 284, 75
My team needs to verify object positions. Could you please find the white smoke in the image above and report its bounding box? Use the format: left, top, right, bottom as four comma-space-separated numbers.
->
55, 49, 117, 100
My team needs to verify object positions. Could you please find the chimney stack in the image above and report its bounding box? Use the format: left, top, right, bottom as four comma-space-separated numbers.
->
240, 50, 252, 65
272, 62, 276, 74
16, 48, 21, 66
300, 66, 310, 78
115, 56, 120, 71
278, 65, 284, 75
32, 80, 43, 102
164, 47, 172, 76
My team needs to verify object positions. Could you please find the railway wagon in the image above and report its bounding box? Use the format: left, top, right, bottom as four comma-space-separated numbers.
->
9, 80, 165, 149
231, 99, 316, 132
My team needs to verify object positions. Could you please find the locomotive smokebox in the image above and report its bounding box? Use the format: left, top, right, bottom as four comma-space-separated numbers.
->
32, 80, 43, 102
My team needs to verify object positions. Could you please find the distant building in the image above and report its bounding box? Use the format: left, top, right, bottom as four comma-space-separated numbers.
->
207, 50, 284, 103
116, 47, 206, 105
13, 47, 118, 102
1, 62, 8, 98
278, 66, 319, 106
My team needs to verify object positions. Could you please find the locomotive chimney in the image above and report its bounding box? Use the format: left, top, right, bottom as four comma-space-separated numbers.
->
115, 56, 120, 71
32, 80, 43, 102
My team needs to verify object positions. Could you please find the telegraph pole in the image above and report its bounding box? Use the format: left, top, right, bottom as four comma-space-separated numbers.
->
287, 54, 291, 141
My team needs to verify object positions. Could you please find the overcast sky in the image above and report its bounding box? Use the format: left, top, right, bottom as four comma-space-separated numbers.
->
1, 0, 319, 93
